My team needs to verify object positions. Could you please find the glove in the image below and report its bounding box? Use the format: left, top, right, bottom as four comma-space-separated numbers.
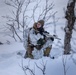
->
29, 44, 35, 48
37, 38, 45, 45
50, 37, 54, 41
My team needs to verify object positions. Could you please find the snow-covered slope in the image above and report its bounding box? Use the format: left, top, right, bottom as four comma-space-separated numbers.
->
0, 42, 76, 75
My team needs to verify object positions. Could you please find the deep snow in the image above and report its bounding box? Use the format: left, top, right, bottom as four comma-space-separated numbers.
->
0, 42, 76, 75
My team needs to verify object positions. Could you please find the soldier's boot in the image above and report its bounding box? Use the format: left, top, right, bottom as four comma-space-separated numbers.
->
24, 46, 34, 59
24, 51, 34, 59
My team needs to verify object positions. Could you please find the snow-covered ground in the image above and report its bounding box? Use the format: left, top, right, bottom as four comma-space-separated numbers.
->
0, 0, 76, 75
0, 42, 76, 75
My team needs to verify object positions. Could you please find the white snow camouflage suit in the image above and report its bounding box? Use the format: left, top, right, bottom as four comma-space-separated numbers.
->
23, 22, 54, 59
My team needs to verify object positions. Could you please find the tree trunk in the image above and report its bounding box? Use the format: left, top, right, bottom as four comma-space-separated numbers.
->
64, 0, 76, 54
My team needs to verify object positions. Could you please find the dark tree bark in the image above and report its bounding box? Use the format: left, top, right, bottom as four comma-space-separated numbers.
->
0, 42, 3, 45
64, 0, 76, 54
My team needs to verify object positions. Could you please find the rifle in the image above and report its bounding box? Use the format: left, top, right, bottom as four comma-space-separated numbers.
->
43, 32, 61, 40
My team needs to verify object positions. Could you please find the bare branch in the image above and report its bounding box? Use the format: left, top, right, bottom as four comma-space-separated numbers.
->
6, 22, 22, 42
3, 0, 55, 42
20, 59, 35, 75
22, 0, 31, 30
5, 0, 17, 9
72, 57, 76, 65
62, 56, 70, 75
35, 60, 47, 75
32, 1, 40, 22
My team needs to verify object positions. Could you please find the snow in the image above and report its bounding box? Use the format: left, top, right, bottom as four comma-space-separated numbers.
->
32, 47, 44, 59
0, 0, 76, 75
0, 42, 76, 75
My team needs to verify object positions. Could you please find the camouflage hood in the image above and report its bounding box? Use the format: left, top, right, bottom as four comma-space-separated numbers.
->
33, 20, 44, 31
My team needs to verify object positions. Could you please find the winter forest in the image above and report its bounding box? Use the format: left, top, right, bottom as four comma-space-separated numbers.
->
0, 0, 76, 75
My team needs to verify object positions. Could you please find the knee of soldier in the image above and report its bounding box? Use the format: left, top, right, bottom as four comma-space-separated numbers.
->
44, 47, 51, 56
27, 46, 34, 52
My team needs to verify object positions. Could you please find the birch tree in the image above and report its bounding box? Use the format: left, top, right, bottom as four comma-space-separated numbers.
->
3, 0, 54, 42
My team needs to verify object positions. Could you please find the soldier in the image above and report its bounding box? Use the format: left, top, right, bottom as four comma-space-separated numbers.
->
23, 20, 54, 59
